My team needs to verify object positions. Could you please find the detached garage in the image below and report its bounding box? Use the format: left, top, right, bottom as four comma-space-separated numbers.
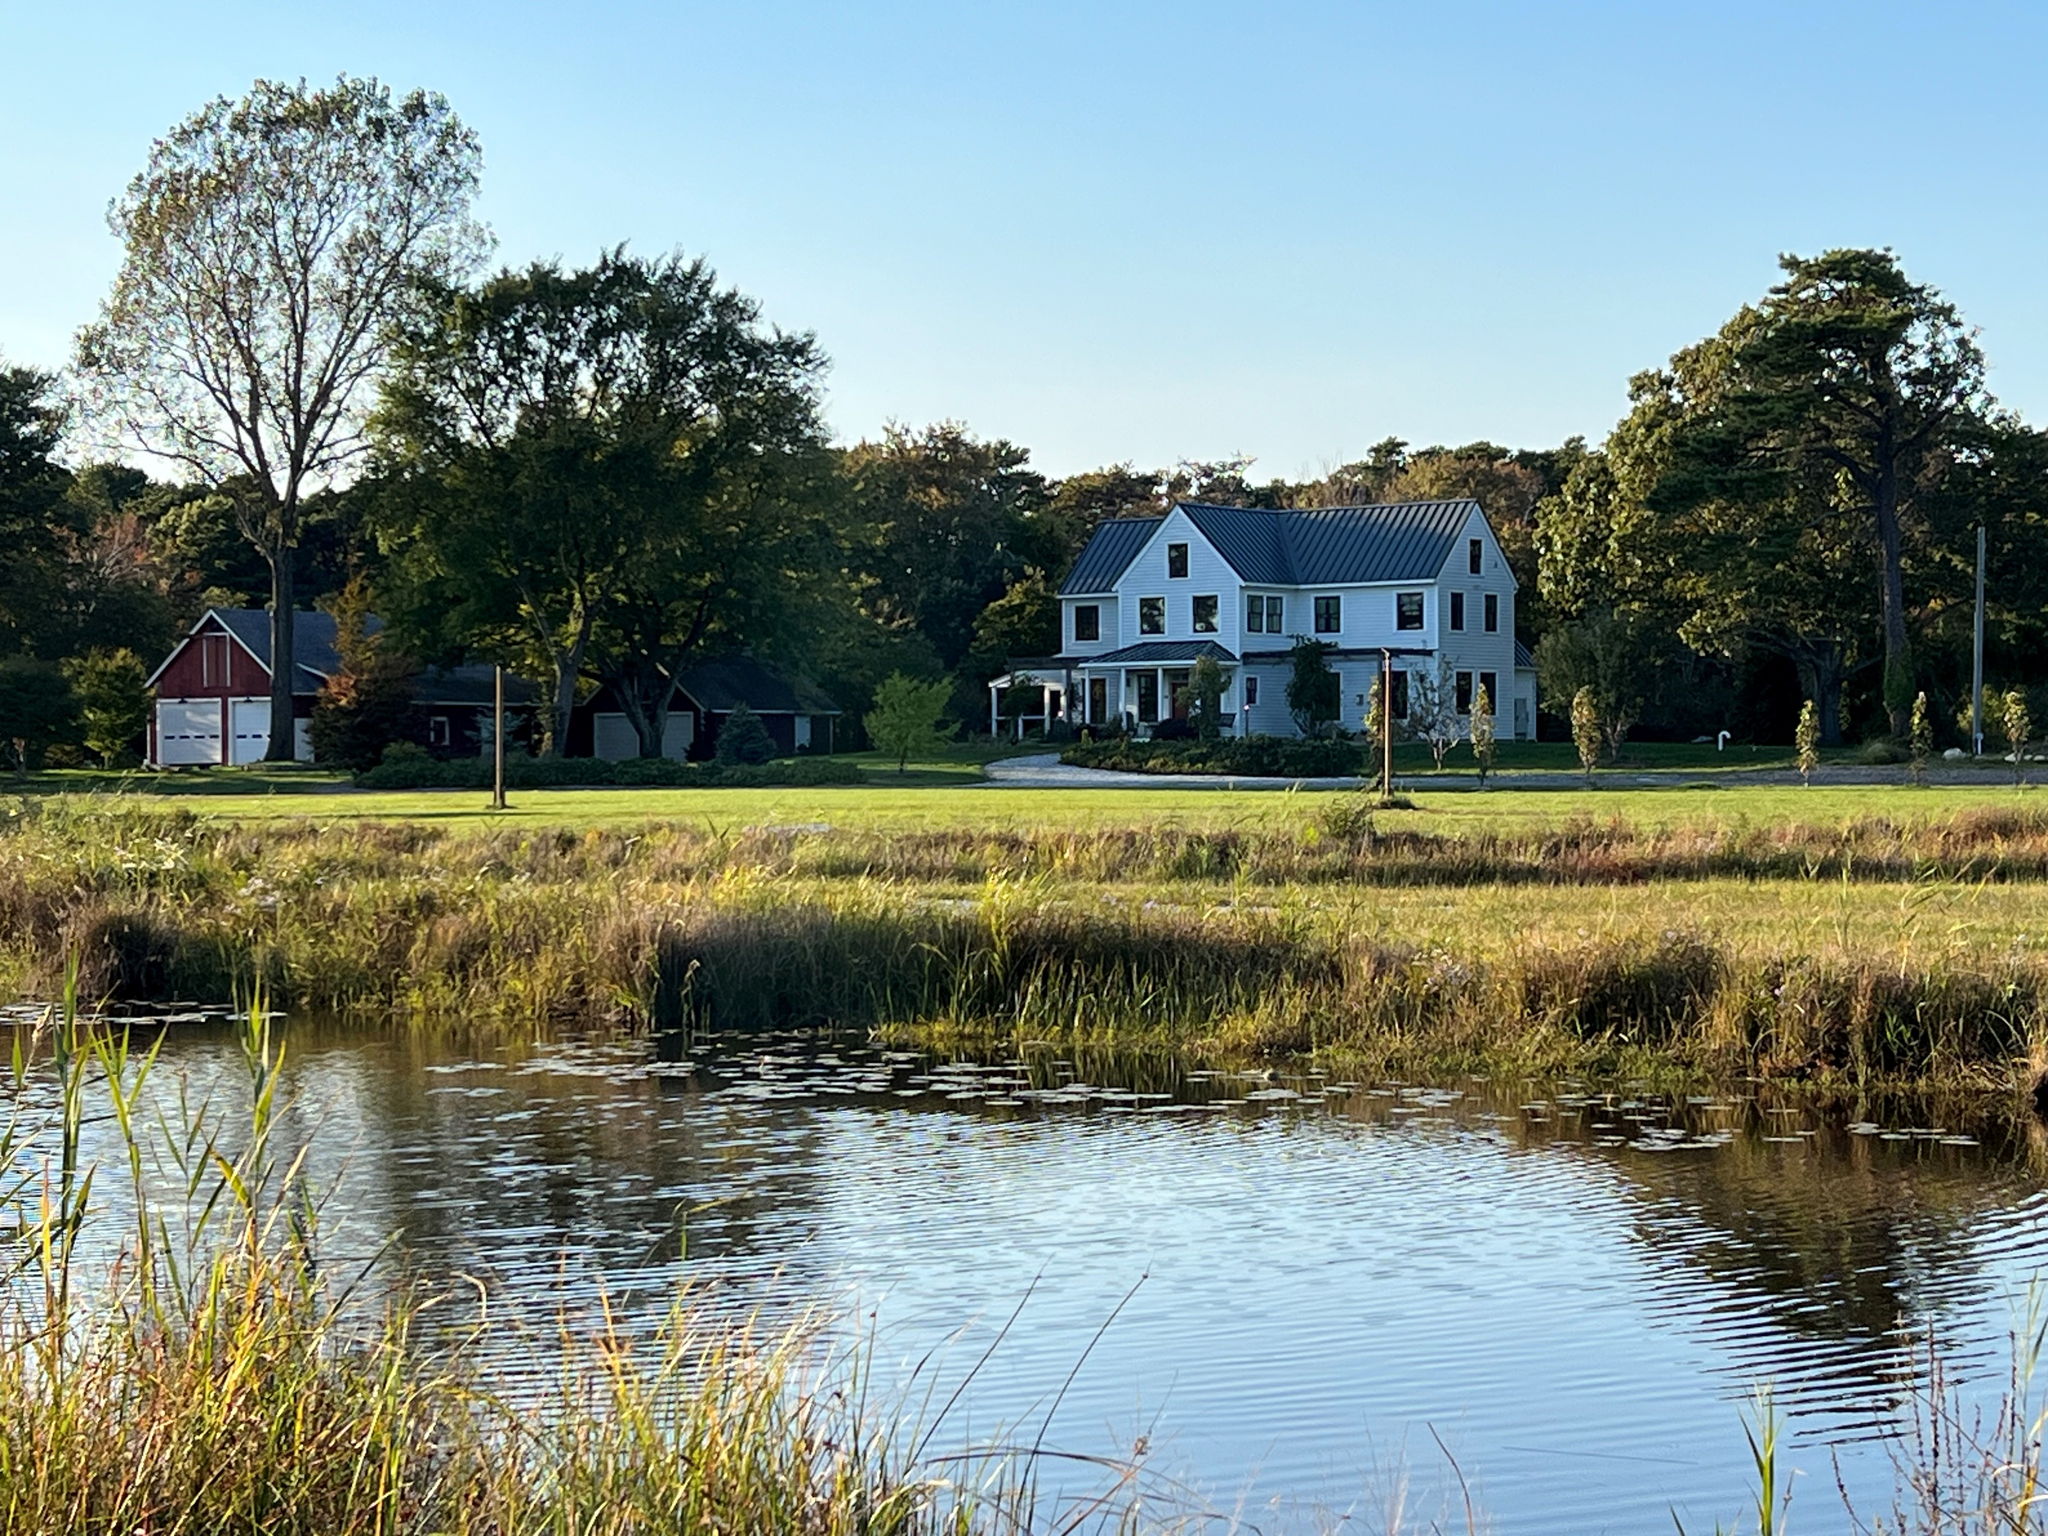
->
146, 608, 503, 768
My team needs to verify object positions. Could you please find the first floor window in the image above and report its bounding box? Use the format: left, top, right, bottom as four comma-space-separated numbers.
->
1449, 591, 1465, 631
428, 715, 451, 748
1484, 593, 1499, 633
1455, 670, 1474, 714
1243, 675, 1259, 706
1396, 591, 1424, 630
1139, 596, 1165, 635
1073, 604, 1100, 642
1192, 594, 1219, 633
1478, 672, 1498, 714
1313, 595, 1342, 633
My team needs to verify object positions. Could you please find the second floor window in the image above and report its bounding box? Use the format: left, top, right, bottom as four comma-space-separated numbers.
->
1073, 604, 1100, 642
1449, 592, 1465, 631
1246, 594, 1284, 633
1313, 595, 1342, 634
1192, 594, 1219, 633
1139, 596, 1165, 635
1167, 542, 1189, 578
1484, 593, 1499, 633
1396, 591, 1424, 630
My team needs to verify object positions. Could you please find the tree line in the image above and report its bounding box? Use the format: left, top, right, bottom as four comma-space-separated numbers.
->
2, 74, 2045, 770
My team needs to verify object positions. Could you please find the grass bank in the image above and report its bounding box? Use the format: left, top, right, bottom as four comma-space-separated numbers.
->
5, 802, 2048, 1090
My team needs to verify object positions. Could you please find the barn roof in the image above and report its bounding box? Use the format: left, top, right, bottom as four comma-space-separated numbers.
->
1058, 499, 1484, 593
673, 655, 841, 716
159, 608, 528, 705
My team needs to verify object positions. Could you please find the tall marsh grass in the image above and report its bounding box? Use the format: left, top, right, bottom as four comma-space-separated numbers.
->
4, 802, 2048, 1087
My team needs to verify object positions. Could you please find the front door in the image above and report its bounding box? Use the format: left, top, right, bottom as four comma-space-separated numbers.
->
1165, 669, 1191, 720
1088, 677, 1106, 724
1132, 671, 1158, 724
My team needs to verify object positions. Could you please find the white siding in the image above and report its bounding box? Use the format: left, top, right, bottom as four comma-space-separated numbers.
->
1431, 508, 1521, 734
1061, 595, 1120, 655
1112, 510, 1243, 647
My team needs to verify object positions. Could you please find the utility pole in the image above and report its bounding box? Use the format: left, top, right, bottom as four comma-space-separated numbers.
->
1972, 525, 1986, 756
492, 664, 508, 810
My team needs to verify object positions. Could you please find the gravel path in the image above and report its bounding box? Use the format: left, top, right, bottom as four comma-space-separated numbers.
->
979, 752, 2029, 792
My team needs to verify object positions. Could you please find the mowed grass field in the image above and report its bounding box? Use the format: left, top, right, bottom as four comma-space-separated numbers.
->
10, 741, 2043, 833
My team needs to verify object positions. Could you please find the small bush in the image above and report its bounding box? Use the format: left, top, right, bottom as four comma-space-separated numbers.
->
1061, 734, 1361, 777
1857, 737, 1908, 765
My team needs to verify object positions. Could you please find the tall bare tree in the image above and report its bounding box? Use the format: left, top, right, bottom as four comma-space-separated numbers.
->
76, 76, 487, 758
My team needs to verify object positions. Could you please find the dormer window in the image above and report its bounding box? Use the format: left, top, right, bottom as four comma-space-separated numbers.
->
1166, 542, 1189, 579
1139, 596, 1165, 635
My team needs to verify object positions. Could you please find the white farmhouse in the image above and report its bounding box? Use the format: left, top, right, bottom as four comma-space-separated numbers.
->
1039, 499, 1536, 740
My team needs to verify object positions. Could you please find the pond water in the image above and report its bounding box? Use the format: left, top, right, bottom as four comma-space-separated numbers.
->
9, 1008, 2048, 1533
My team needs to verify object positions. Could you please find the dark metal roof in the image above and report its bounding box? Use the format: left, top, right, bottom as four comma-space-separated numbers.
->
1059, 500, 1483, 593
673, 655, 841, 715
1515, 640, 1536, 670
1058, 516, 1165, 594
1074, 640, 1239, 666
198, 608, 530, 704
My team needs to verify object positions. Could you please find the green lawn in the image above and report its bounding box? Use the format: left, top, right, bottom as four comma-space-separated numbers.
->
4, 778, 2030, 833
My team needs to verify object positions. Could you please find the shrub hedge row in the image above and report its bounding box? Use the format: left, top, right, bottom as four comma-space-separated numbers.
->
1059, 734, 1363, 777
354, 748, 865, 790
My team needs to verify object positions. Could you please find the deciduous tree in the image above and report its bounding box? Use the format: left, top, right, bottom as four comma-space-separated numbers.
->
77, 75, 486, 758
376, 250, 829, 757
865, 672, 952, 772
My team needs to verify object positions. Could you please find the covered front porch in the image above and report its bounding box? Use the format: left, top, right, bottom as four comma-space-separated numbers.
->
1061, 640, 1242, 735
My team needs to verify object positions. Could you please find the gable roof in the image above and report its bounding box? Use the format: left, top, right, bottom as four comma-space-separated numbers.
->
1058, 516, 1164, 595
1060, 499, 1484, 593
673, 655, 841, 716
152, 608, 530, 706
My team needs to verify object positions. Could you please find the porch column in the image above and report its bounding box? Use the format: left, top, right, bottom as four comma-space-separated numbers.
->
988, 680, 999, 739
1157, 667, 1166, 726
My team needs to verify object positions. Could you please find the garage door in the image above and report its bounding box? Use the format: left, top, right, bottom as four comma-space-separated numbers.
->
595, 712, 694, 762
229, 698, 271, 764
155, 699, 222, 766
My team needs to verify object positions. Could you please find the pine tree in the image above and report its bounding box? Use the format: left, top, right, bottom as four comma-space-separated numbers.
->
714, 702, 778, 765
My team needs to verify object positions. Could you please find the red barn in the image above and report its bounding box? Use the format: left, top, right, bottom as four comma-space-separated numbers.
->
146, 608, 516, 767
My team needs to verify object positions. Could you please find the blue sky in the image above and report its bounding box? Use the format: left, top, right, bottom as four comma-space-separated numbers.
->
5, 1, 2044, 476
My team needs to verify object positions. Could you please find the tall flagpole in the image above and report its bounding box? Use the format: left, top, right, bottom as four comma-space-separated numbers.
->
493, 664, 508, 810
1972, 525, 1986, 756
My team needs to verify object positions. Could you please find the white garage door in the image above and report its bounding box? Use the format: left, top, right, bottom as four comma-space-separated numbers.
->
229, 697, 271, 764
155, 699, 222, 766
595, 712, 693, 762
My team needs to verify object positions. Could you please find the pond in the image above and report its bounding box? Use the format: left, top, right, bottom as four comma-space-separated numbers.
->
10, 1009, 2048, 1533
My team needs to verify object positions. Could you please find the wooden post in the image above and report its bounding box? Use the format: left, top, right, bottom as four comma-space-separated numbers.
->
492, 665, 507, 811
1380, 649, 1394, 798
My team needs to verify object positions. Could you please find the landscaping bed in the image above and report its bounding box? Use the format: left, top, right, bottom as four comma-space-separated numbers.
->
1059, 734, 1363, 777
